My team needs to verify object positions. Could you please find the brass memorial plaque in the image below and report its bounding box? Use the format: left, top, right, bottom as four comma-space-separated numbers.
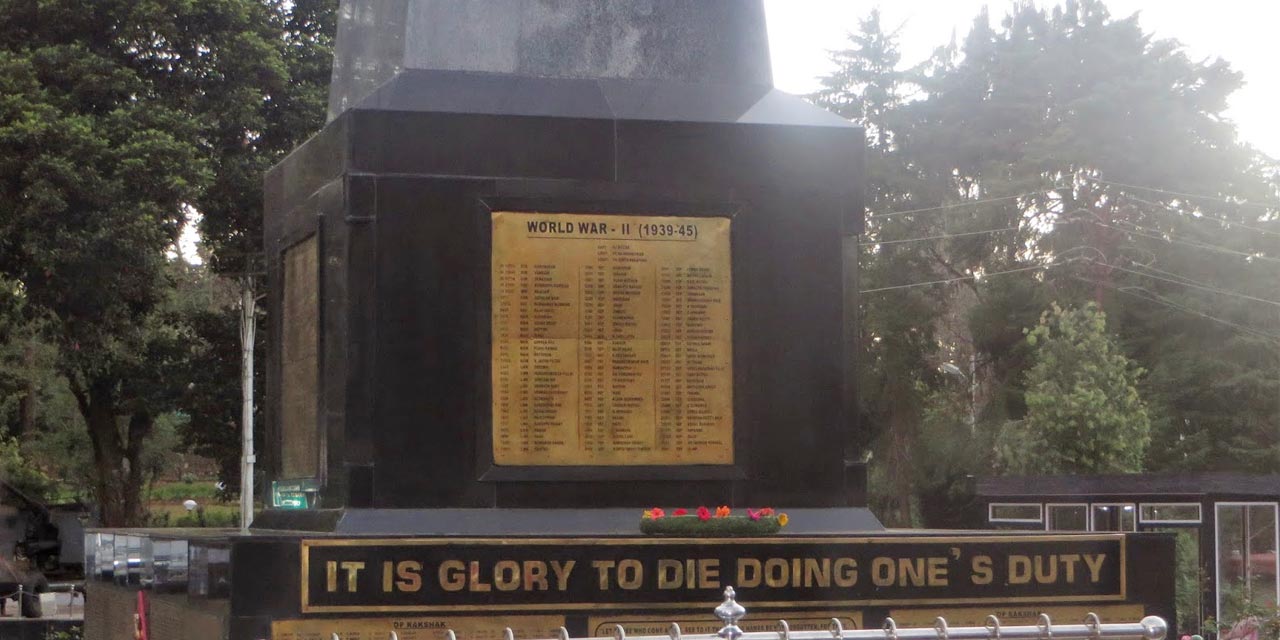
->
281, 235, 320, 478
887, 604, 1144, 627
490, 212, 733, 466
589, 612, 863, 636
272, 615, 565, 640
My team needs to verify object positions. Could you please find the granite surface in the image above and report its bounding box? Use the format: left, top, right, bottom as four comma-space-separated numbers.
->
328, 0, 772, 120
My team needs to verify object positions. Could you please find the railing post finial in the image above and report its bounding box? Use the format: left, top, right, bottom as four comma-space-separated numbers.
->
715, 586, 748, 640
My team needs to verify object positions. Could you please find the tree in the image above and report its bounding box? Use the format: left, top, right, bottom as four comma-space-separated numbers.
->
186, 0, 335, 495
0, 1, 293, 525
998, 302, 1150, 473
814, 0, 1278, 516
813, 11, 956, 526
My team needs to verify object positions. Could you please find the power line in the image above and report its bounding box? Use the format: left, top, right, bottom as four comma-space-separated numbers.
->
861, 260, 1071, 294
1134, 260, 1276, 293
1087, 220, 1280, 263
868, 190, 1055, 220
1089, 177, 1280, 212
1125, 195, 1280, 237
1082, 259, 1280, 308
1107, 218, 1280, 262
1073, 276, 1280, 343
860, 225, 1020, 246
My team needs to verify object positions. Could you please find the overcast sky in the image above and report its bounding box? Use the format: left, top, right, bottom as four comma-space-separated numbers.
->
763, 0, 1280, 159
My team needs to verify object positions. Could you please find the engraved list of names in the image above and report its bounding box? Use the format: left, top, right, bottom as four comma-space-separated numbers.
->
491, 211, 733, 466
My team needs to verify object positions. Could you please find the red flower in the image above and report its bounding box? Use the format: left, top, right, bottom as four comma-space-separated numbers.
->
673, 508, 688, 516
759, 507, 775, 516
650, 507, 665, 519
747, 509, 761, 521
697, 506, 711, 521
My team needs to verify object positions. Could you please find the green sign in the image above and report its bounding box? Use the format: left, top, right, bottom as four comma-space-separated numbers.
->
272, 478, 319, 509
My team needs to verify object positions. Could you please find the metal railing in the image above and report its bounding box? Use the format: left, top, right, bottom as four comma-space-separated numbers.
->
331, 586, 1169, 640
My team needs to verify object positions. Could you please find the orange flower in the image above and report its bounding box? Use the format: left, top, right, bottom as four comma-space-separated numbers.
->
759, 507, 775, 516
673, 508, 688, 516
715, 506, 731, 518
777, 513, 789, 527
697, 506, 711, 521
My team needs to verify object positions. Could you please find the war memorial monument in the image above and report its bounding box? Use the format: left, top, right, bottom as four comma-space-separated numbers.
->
83, 2, 1177, 639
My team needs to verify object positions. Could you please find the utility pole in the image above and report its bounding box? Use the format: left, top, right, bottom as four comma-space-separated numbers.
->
239, 279, 257, 532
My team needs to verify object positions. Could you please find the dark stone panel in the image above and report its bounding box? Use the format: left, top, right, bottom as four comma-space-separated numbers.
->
494, 481, 734, 509
600, 80, 853, 127
264, 114, 349, 221
843, 461, 869, 507
371, 178, 494, 508
614, 120, 864, 194
730, 190, 846, 507
0, 621, 85, 640
361, 69, 614, 120
263, 107, 865, 512
252, 508, 343, 532
842, 143, 867, 236
733, 88, 862, 128
599, 78, 768, 123
341, 174, 378, 468
350, 71, 858, 130
327, 507, 881, 535
1126, 532, 1179, 637
229, 539, 302, 618
263, 169, 858, 509
320, 188, 351, 494
347, 464, 375, 508
482, 180, 740, 216
840, 235, 859, 462
229, 616, 274, 640
348, 111, 615, 181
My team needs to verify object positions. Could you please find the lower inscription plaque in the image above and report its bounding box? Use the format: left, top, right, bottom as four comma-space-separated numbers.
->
490, 211, 734, 466
589, 612, 863, 636
300, 536, 1127, 614
272, 615, 565, 640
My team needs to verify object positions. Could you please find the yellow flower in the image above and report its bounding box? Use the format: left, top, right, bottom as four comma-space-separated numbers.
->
777, 513, 789, 527
643, 510, 654, 519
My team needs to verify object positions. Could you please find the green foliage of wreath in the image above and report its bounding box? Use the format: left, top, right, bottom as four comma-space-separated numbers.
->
640, 515, 783, 536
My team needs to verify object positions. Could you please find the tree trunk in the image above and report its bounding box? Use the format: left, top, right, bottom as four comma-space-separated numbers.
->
878, 386, 919, 528
15, 343, 36, 437
69, 375, 151, 527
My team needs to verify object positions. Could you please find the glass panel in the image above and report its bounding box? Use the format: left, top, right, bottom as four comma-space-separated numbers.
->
1216, 503, 1279, 626
208, 545, 231, 599
1047, 505, 1089, 531
112, 535, 130, 585
96, 533, 115, 581
83, 533, 99, 581
189, 543, 210, 598
1141, 503, 1202, 523
153, 539, 190, 594
1092, 504, 1136, 531
990, 504, 1042, 522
